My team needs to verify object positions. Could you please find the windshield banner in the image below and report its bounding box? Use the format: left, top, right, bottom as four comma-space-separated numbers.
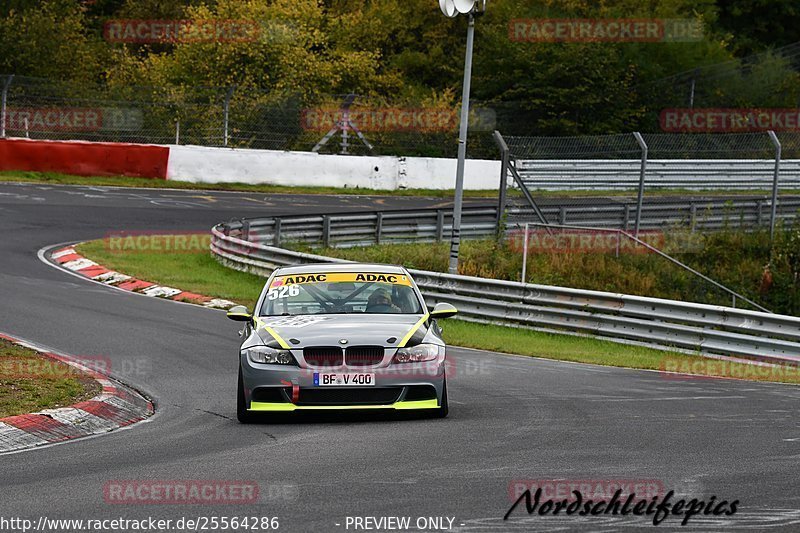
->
270, 273, 412, 288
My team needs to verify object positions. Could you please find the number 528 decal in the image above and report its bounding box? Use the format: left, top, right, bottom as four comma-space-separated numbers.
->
267, 285, 300, 300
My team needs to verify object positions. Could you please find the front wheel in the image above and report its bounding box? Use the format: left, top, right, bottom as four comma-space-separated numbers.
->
237, 367, 256, 424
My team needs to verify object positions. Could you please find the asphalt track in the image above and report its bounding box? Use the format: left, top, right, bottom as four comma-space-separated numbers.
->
1, 182, 799, 532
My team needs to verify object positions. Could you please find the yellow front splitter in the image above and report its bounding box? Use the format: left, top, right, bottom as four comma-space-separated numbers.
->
249, 399, 439, 412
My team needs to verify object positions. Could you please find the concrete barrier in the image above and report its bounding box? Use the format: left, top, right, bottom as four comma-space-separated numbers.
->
167, 145, 400, 189
0, 138, 169, 179
0, 138, 502, 190
167, 145, 502, 190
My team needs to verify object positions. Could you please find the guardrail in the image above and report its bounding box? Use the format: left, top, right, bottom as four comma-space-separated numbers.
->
232, 206, 498, 248
508, 195, 800, 230
495, 130, 800, 238
514, 159, 800, 191
211, 210, 800, 365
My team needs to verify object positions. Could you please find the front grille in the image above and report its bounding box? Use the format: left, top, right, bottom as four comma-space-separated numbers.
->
345, 346, 385, 366
304, 347, 343, 367
296, 387, 402, 406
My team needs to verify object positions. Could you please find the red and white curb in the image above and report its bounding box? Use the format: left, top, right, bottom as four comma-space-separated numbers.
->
0, 333, 154, 454
50, 246, 237, 310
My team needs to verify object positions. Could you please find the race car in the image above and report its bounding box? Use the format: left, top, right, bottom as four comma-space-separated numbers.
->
227, 263, 458, 423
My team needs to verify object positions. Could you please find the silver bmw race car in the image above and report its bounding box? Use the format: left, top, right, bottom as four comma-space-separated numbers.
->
227, 263, 458, 423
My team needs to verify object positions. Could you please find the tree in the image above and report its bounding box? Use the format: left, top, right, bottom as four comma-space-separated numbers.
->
0, 0, 108, 82
714, 0, 800, 55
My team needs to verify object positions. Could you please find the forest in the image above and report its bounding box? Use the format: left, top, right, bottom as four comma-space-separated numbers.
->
0, 0, 798, 139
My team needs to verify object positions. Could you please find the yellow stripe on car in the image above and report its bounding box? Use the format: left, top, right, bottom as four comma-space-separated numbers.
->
397, 313, 430, 348
254, 317, 291, 350
391, 399, 439, 410
249, 399, 440, 412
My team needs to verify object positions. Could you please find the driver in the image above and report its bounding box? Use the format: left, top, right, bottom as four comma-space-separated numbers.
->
365, 287, 401, 313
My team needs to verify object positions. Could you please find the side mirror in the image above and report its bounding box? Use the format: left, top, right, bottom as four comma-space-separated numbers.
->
430, 302, 458, 319
226, 305, 252, 322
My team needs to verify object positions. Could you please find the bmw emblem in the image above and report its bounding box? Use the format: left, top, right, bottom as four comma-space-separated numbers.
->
339, 339, 348, 345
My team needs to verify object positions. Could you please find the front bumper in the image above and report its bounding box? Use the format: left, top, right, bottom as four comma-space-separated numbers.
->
249, 399, 440, 412
241, 354, 445, 412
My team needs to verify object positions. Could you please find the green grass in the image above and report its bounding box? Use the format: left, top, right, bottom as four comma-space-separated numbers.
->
0, 338, 101, 418
76, 234, 800, 385
77, 237, 265, 310
4, 170, 793, 198
0, 170, 502, 198
295, 228, 800, 316
437, 320, 799, 383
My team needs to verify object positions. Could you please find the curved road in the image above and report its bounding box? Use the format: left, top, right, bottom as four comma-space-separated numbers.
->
0, 182, 799, 532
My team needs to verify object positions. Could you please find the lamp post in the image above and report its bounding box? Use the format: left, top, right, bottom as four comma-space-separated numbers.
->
439, 0, 486, 274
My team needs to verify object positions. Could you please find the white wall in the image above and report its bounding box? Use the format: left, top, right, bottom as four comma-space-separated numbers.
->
167, 145, 502, 190
399, 155, 501, 190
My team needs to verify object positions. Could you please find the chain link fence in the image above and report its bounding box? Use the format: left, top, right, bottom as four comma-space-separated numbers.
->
494, 131, 800, 313
0, 74, 500, 158
499, 130, 800, 236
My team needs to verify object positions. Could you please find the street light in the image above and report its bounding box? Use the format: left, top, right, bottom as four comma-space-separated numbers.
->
439, 0, 486, 274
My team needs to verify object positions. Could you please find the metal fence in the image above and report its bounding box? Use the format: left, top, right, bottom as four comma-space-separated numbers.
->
232, 207, 498, 249
496, 131, 800, 236
211, 213, 800, 365
214, 206, 774, 312
0, 74, 498, 158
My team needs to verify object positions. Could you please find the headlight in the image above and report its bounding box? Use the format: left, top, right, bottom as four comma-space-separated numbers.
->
243, 346, 295, 365
392, 343, 444, 363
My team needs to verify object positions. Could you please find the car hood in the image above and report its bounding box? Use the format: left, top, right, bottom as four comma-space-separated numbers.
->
255, 314, 424, 348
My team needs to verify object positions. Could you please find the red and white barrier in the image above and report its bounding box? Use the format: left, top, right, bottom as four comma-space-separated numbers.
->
0, 330, 154, 453
0, 138, 170, 179
0, 138, 502, 190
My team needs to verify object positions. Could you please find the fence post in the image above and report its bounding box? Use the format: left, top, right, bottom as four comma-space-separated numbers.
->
0, 75, 12, 138
436, 210, 444, 242
175, 120, 180, 145
493, 130, 510, 238
273, 218, 282, 246
623, 205, 630, 231
322, 215, 331, 248
506, 160, 550, 227
632, 132, 648, 238
223, 85, 235, 147
767, 130, 781, 241
376, 212, 383, 245
756, 200, 764, 227
521, 223, 529, 283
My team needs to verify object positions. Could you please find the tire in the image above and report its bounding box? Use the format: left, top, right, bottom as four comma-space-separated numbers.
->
237, 367, 256, 424
433, 379, 449, 419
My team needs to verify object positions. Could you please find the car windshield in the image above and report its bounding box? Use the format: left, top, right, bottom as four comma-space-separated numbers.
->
259, 272, 423, 316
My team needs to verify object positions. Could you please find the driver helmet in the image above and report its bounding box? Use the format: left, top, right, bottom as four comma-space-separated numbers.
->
368, 288, 392, 306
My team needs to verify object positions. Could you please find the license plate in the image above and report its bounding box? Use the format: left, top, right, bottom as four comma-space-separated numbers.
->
313, 372, 375, 387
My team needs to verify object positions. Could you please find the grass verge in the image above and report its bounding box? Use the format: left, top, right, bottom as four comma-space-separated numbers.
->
0, 170, 501, 198
77, 237, 265, 310
0, 337, 101, 418
75, 234, 800, 385
293, 229, 800, 316
4, 170, 793, 198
